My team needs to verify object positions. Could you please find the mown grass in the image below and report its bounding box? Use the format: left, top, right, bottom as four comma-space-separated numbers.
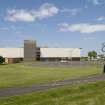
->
0, 81, 105, 105
0, 63, 102, 89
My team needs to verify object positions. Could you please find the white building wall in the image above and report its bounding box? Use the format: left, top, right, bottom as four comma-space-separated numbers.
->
0, 48, 81, 59
0, 48, 24, 58
40, 48, 81, 58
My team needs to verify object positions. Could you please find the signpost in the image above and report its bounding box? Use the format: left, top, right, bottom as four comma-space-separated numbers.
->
102, 43, 105, 73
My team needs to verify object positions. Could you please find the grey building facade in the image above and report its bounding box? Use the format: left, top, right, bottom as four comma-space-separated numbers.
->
24, 40, 37, 62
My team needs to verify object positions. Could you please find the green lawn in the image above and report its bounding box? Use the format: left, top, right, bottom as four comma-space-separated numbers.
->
0, 81, 105, 105
0, 63, 102, 89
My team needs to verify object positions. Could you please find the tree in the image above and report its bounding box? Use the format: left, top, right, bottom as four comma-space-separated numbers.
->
88, 52, 92, 60
0, 56, 5, 64
88, 51, 97, 60
92, 51, 97, 58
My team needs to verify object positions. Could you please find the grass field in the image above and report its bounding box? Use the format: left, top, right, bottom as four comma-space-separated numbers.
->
0, 63, 102, 89
0, 81, 105, 105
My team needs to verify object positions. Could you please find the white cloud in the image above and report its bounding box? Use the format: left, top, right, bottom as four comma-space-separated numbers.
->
6, 9, 35, 22
97, 16, 105, 21
5, 3, 59, 22
61, 8, 81, 16
59, 23, 105, 33
33, 3, 59, 19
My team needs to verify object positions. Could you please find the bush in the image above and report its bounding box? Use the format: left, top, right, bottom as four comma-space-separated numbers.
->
0, 56, 5, 64
80, 57, 88, 61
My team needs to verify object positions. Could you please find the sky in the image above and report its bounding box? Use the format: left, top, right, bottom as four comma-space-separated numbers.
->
0, 0, 105, 56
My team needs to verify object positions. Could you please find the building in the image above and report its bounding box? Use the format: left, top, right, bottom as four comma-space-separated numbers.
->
0, 40, 81, 63
40, 48, 80, 61
0, 48, 23, 63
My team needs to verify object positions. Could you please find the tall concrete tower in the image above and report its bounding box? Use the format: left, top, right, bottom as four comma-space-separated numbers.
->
24, 40, 37, 62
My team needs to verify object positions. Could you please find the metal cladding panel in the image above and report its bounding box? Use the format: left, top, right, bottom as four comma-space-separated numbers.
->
24, 40, 36, 62
0, 48, 24, 58
40, 48, 81, 58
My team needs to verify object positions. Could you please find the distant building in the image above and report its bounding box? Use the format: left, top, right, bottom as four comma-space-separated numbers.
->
0, 48, 23, 63
0, 40, 81, 63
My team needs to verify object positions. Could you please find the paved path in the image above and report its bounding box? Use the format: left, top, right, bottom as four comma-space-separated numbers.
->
27, 61, 104, 68
0, 74, 105, 98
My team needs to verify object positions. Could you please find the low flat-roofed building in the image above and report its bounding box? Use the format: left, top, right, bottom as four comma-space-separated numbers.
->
0, 40, 81, 63
0, 48, 24, 63
40, 48, 81, 61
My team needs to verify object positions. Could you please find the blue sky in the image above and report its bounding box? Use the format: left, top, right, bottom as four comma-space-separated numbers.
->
0, 0, 105, 56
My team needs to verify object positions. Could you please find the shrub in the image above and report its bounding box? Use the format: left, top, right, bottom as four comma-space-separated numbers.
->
0, 56, 5, 64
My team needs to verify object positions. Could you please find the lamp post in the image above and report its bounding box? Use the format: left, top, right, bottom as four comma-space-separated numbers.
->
101, 42, 105, 73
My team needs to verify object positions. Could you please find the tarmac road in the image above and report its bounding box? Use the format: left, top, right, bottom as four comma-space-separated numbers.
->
0, 74, 105, 98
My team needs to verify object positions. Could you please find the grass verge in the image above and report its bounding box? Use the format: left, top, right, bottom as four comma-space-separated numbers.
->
0, 63, 102, 89
0, 81, 105, 105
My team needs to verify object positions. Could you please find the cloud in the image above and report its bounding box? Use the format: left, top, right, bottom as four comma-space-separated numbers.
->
61, 8, 81, 16
59, 23, 105, 33
97, 16, 105, 21
5, 3, 59, 22
6, 9, 35, 22
5, 4, 82, 22
33, 3, 59, 19
88, 0, 100, 5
